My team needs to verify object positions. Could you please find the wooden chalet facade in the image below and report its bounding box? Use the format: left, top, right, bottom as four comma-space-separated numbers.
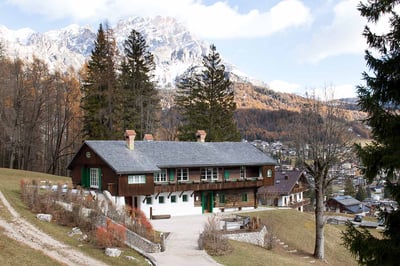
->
326, 195, 370, 215
257, 170, 310, 211
67, 130, 276, 218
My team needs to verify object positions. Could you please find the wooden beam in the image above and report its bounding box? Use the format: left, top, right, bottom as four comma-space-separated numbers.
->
155, 192, 160, 199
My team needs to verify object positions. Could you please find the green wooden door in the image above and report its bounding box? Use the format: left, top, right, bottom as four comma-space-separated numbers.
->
81, 167, 89, 188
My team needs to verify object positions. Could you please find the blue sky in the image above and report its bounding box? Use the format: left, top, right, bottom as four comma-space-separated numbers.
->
0, 0, 376, 98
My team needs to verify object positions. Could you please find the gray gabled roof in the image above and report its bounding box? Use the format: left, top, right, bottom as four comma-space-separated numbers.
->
258, 170, 306, 195
81, 140, 276, 174
332, 195, 361, 207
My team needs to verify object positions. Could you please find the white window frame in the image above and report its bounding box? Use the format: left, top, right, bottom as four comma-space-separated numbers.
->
154, 169, 167, 183
267, 169, 273, 178
177, 168, 189, 182
128, 175, 146, 184
201, 168, 218, 181
90, 168, 99, 188
240, 166, 246, 179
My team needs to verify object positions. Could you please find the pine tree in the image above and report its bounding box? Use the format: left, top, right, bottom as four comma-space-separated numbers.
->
342, 2, 400, 265
81, 23, 119, 140
176, 44, 241, 142
355, 185, 367, 202
119, 29, 160, 139
344, 178, 356, 197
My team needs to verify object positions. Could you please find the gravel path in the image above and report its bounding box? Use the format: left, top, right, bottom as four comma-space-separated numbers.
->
0, 190, 109, 266
151, 214, 223, 266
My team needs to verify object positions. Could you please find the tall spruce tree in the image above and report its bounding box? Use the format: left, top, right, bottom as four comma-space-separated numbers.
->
81, 23, 119, 140
342, 1, 400, 265
119, 29, 160, 139
176, 44, 241, 142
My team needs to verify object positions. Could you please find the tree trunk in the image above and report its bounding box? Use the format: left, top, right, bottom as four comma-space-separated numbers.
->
314, 181, 325, 259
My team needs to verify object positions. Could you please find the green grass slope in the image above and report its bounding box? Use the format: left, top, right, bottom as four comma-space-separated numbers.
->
214, 209, 358, 266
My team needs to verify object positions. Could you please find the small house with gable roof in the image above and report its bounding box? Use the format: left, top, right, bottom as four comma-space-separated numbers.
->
257, 170, 310, 211
326, 195, 370, 214
67, 130, 276, 218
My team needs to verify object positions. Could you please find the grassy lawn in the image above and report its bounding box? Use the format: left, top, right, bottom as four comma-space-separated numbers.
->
0, 227, 63, 266
0, 168, 149, 266
213, 209, 361, 266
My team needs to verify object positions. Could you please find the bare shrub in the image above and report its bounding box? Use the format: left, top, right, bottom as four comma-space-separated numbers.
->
264, 224, 276, 250
95, 218, 126, 248
52, 205, 75, 226
251, 216, 260, 230
199, 215, 233, 256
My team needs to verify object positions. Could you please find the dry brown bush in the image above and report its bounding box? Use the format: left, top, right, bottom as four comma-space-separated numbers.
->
199, 215, 233, 256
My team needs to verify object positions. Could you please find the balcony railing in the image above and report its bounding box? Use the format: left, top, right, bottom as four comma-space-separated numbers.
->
288, 198, 311, 208
154, 177, 264, 193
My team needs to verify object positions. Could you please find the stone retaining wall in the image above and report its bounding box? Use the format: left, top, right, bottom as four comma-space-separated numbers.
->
125, 227, 161, 253
223, 226, 267, 248
98, 216, 161, 253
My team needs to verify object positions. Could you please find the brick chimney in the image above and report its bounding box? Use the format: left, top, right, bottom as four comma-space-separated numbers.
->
196, 130, 207, 142
125, 130, 136, 150
143, 134, 154, 141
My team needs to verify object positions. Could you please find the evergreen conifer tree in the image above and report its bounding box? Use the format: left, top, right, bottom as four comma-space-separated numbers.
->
119, 29, 160, 139
176, 44, 241, 141
81, 23, 119, 139
342, 2, 400, 264
344, 178, 356, 198
355, 185, 367, 202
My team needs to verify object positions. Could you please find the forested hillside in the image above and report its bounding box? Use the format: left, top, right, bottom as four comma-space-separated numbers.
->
231, 82, 369, 141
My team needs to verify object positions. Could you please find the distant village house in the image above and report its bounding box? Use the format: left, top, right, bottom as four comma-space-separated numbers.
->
257, 170, 310, 211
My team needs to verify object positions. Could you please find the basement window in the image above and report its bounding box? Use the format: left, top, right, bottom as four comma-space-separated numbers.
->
171, 195, 177, 203
146, 197, 152, 205
182, 194, 188, 202
159, 196, 165, 204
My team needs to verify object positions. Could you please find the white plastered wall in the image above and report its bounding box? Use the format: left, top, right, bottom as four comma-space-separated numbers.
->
139, 191, 202, 218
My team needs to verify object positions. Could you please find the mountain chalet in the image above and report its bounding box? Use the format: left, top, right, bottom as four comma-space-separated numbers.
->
67, 130, 276, 218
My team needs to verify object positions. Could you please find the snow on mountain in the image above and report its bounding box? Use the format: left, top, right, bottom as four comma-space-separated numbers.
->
0, 16, 267, 89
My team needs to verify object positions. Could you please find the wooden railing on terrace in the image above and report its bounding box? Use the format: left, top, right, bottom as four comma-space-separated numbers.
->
288, 198, 311, 208
154, 177, 264, 193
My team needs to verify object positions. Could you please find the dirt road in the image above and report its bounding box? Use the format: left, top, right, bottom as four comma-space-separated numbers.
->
0, 190, 109, 266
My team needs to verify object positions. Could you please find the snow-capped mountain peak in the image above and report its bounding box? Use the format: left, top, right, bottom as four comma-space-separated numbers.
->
0, 16, 267, 88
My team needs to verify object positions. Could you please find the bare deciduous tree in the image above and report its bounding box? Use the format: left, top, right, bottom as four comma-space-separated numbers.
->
293, 90, 353, 259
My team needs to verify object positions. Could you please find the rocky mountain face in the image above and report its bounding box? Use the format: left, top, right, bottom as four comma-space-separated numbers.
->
0, 16, 264, 89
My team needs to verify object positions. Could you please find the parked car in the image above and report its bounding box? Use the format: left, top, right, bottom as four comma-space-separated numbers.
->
354, 214, 363, 223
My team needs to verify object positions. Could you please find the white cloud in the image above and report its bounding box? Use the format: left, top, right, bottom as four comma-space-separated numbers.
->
330, 84, 357, 99
270, 81, 357, 99
7, 0, 312, 39
302, 0, 366, 63
269, 80, 301, 94
304, 84, 357, 99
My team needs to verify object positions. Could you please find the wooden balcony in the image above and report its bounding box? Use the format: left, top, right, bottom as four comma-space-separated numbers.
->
154, 178, 264, 193
288, 198, 311, 209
